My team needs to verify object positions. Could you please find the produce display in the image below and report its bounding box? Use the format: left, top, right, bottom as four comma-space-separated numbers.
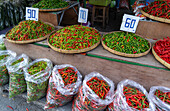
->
6, 20, 54, 41
32, 0, 69, 9
45, 65, 82, 109
48, 25, 101, 51
0, 50, 16, 86
153, 37, 170, 64
149, 86, 170, 110
73, 72, 114, 111
102, 32, 150, 54
24, 58, 52, 102
7, 54, 30, 98
142, 1, 170, 19
108, 79, 155, 111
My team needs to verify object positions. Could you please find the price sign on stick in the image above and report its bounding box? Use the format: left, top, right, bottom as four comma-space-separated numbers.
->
26, 7, 39, 21
120, 14, 140, 33
78, 7, 88, 23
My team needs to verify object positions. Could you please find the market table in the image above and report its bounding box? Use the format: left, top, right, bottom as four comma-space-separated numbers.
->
4, 28, 170, 91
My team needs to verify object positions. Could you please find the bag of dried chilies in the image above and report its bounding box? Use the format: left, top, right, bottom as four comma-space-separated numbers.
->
6, 54, 30, 98
23, 58, 53, 103
72, 72, 114, 111
0, 50, 16, 86
44, 64, 82, 109
107, 79, 155, 111
149, 86, 170, 111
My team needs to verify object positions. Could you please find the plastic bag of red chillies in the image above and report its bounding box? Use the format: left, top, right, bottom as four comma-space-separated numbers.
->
107, 79, 155, 111
44, 64, 82, 109
24, 58, 53, 103
72, 72, 115, 111
149, 86, 170, 111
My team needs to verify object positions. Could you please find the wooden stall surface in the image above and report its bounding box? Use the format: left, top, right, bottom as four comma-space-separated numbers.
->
4, 40, 170, 90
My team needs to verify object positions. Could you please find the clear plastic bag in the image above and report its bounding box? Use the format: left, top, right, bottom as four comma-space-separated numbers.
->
119, 0, 130, 9
73, 72, 115, 111
0, 50, 16, 86
45, 64, 82, 109
107, 79, 155, 111
149, 86, 170, 111
6, 54, 30, 98
23, 58, 53, 103
0, 36, 6, 50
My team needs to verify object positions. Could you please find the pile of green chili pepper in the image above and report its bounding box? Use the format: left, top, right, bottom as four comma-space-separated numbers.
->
6, 20, 54, 41
8, 56, 28, 98
153, 37, 170, 64
26, 61, 49, 102
32, 0, 69, 9
102, 32, 150, 54
49, 25, 101, 50
142, 0, 170, 19
0, 54, 9, 86
123, 86, 149, 110
45, 66, 78, 109
154, 89, 170, 105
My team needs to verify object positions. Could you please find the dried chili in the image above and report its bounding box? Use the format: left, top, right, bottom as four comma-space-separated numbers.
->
6, 20, 54, 41
49, 25, 101, 50
153, 37, 170, 64
103, 32, 150, 54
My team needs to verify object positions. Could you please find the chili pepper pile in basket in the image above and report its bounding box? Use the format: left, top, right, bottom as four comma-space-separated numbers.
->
153, 37, 170, 64
6, 20, 54, 41
123, 86, 149, 110
102, 32, 150, 54
45, 66, 79, 109
154, 89, 170, 105
0, 54, 9, 86
32, 0, 69, 9
142, 1, 170, 19
49, 25, 101, 50
26, 61, 49, 102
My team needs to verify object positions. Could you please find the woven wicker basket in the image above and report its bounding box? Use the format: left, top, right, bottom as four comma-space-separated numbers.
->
141, 10, 170, 24
6, 22, 55, 44
47, 27, 101, 54
101, 31, 151, 57
152, 43, 170, 69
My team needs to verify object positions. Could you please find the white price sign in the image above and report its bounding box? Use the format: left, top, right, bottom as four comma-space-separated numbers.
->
120, 14, 140, 33
26, 7, 39, 21
78, 7, 88, 23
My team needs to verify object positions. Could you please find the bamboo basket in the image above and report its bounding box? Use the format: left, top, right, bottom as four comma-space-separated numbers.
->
101, 31, 151, 57
6, 22, 55, 44
141, 10, 170, 24
152, 43, 170, 69
47, 27, 101, 54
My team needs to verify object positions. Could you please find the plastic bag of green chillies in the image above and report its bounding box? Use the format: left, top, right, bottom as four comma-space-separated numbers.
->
107, 79, 155, 111
6, 54, 31, 98
72, 72, 115, 111
44, 64, 82, 109
0, 50, 16, 86
149, 86, 170, 111
23, 58, 53, 103
0, 36, 6, 50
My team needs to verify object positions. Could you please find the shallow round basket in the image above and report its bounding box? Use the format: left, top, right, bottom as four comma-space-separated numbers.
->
141, 10, 170, 24
152, 43, 170, 69
6, 22, 55, 44
47, 27, 101, 54
38, 5, 70, 12
101, 31, 151, 57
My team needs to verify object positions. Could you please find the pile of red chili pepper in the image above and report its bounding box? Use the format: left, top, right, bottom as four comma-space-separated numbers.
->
123, 86, 149, 110
103, 32, 150, 54
49, 25, 101, 50
6, 20, 54, 41
153, 37, 170, 64
58, 67, 78, 86
142, 0, 170, 19
87, 77, 110, 99
154, 89, 170, 105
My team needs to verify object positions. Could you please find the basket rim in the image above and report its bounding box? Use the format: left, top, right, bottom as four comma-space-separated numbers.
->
101, 31, 152, 57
